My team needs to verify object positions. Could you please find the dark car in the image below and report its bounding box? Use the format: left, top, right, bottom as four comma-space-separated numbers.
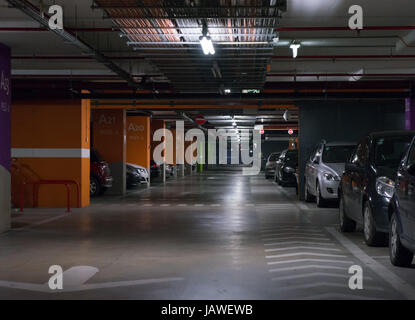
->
275, 149, 298, 187
265, 152, 281, 179
126, 163, 149, 188
150, 160, 161, 179
339, 131, 415, 246
388, 137, 415, 267
90, 149, 113, 197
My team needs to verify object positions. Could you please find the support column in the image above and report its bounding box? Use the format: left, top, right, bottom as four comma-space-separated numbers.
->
93, 109, 126, 195
127, 116, 150, 186
405, 98, 415, 130
0, 43, 11, 232
11, 98, 90, 209
151, 120, 166, 183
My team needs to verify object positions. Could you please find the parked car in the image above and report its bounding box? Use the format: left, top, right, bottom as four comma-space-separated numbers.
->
126, 163, 149, 188
150, 160, 161, 179
304, 141, 356, 207
339, 131, 415, 246
275, 149, 298, 187
388, 137, 415, 267
265, 152, 281, 179
90, 149, 113, 197
165, 164, 175, 177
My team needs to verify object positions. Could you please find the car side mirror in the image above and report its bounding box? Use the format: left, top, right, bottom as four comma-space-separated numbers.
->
408, 163, 415, 176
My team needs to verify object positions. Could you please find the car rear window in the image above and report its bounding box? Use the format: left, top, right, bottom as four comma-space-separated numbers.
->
322, 145, 356, 163
374, 135, 414, 168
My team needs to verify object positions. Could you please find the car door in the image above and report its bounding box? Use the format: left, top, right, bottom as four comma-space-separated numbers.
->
405, 142, 415, 240
349, 139, 369, 221
342, 148, 357, 215
305, 146, 318, 195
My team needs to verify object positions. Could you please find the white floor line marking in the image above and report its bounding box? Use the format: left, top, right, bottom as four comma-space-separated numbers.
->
371, 256, 390, 259
262, 232, 326, 237
266, 252, 347, 259
277, 282, 385, 292
265, 246, 341, 253
326, 227, 415, 300
268, 259, 354, 267
272, 272, 373, 282
264, 241, 336, 246
268, 265, 347, 273
301, 293, 384, 300
261, 229, 322, 234
13, 214, 67, 231
211, 204, 221, 207
263, 236, 331, 242
194, 204, 204, 207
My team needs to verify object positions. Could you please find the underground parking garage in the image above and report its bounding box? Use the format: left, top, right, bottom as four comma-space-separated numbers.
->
1, 0, 415, 309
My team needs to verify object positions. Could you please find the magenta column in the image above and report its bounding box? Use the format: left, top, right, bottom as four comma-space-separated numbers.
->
405, 98, 415, 130
0, 43, 11, 233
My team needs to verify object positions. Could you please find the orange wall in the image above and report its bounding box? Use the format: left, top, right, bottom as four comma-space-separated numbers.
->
126, 116, 150, 169
11, 99, 90, 208
92, 109, 126, 163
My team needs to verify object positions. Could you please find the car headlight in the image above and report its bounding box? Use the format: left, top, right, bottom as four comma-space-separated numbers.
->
283, 166, 295, 173
376, 176, 395, 198
323, 172, 340, 181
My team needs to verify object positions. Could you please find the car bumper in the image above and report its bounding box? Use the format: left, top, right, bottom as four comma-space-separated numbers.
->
103, 177, 113, 188
371, 196, 391, 233
320, 180, 340, 199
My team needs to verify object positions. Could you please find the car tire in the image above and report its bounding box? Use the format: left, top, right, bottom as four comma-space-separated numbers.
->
389, 212, 414, 267
316, 183, 327, 208
90, 176, 101, 197
339, 196, 356, 232
363, 202, 388, 247
304, 179, 314, 202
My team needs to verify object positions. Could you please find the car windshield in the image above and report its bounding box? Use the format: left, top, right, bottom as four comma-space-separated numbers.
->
322, 145, 356, 163
374, 135, 413, 168
285, 152, 298, 165
269, 153, 279, 162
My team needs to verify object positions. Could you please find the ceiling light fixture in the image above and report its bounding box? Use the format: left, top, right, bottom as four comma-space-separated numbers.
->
289, 42, 301, 59
200, 21, 215, 55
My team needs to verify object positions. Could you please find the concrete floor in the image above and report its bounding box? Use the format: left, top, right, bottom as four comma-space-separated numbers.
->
1, 170, 415, 300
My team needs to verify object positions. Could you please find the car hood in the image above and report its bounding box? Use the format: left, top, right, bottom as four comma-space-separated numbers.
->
126, 163, 149, 176
375, 166, 398, 181
322, 163, 345, 177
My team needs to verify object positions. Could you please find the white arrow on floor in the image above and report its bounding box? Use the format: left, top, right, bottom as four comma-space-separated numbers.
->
0, 266, 183, 293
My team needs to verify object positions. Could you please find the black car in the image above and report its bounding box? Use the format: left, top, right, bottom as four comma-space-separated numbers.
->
275, 149, 298, 187
388, 137, 415, 267
339, 131, 415, 246
126, 164, 149, 188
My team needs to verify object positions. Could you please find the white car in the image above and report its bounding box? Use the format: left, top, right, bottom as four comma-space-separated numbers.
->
304, 141, 356, 207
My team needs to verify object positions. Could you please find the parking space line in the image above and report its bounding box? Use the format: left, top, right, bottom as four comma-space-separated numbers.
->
266, 252, 347, 259
272, 272, 373, 282
326, 227, 415, 300
268, 265, 347, 273
280, 282, 385, 292
262, 232, 326, 237
13, 214, 67, 231
268, 259, 354, 268
263, 236, 331, 241
264, 241, 336, 246
265, 246, 341, 253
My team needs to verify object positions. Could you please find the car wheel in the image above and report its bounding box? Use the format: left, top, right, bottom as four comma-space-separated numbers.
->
90, 176, 101, 197
339, 196, 356, 232
389, 212, 414, 267
316, 183, 327, 208
363, 202, 388, 247
304, 179, 314, 202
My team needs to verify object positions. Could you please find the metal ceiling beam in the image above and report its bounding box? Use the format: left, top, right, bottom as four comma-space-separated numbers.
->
5, 0, 137, 87
106, 16, 281, 20
91, 5, 286, 10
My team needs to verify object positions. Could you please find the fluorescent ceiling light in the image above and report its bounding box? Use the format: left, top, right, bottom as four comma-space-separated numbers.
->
289, 43, 301, 58
225, 89, 231, 94
200, 36, 215, 55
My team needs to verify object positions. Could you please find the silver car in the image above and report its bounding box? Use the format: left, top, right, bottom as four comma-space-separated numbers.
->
304, 141, 356, 207
265, 152, 281, 179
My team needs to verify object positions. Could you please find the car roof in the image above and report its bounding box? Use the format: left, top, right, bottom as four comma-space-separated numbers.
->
369, 130, 415, 139
324, 142, 356, 147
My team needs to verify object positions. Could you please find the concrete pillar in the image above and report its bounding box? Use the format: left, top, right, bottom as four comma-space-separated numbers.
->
0, 43, 11, 233
11, 98, 91, 209
405, 98, 415, 130
92, 109, 126, 195
126, 116, 150, 185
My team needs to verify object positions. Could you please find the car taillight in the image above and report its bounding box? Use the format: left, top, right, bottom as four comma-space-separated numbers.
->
152, 164, 157, 169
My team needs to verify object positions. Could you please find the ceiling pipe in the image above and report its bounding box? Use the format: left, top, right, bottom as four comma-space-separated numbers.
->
5, 0, 139, 88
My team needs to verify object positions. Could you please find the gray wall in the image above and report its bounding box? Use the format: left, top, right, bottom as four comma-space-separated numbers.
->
298, 101, 405, 199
